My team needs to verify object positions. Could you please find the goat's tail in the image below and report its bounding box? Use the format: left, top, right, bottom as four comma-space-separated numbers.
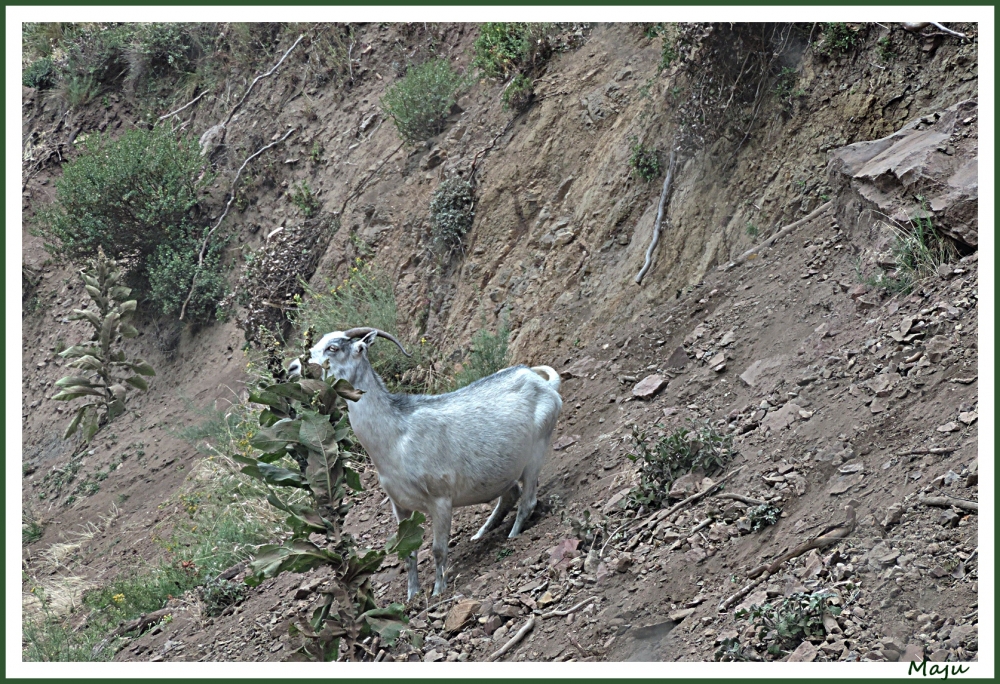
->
530, 365, 561, 393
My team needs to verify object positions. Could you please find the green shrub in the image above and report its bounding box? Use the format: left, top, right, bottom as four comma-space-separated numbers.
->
628, 138, 661, 182
295, 260, 426, 392
821, 22, 858, 55
452, 317, 511, 390
660, 40, 678, 71
746, 503, 782, 531
502, 73, 534, 112
147, 234, 228, 324
36, 126, 218, 317
430, 177, 475, 251
472, 22, 551, 79
23, 57, 56, 89
736, 591, 843, 657
381, 59, 468, 143
37, 125, 212, 274
626, 421, 734, 511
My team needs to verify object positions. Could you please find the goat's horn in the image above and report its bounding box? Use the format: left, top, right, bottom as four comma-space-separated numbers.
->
343, 327, 412, 358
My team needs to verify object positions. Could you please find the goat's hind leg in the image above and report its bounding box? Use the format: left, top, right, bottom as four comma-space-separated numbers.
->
471, 483, 521, 541
390, 500, 420, 601
430, 498, 453, 596
509, 444, 545, 538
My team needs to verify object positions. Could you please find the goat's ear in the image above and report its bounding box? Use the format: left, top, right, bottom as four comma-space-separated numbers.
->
354, 330, 378, 355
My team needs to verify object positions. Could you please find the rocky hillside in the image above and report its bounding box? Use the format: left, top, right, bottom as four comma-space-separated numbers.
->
20, 21, 980, 666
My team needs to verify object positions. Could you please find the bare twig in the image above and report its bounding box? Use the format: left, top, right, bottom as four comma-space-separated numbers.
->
487, 615, 535, 661
667, 517, 714, 552
157, 91, 207, 122
900, 446, 957, 456
415, 595, 458, 618
929, 22, 967, 38
721, 201, 833, 271
225, 34, 304, 125
336, 141, 405, 219
539, 596, 597, 619
178, 128, 296, 320
917, 495, 978, 513
718, 573, 768, 612
635, 148, 677, 284
713, 493, 767, 506
747, 504, 856, 579
469, 117, 517, 182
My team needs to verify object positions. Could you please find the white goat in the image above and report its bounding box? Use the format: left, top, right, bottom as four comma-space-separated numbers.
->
288, 327, 562, 599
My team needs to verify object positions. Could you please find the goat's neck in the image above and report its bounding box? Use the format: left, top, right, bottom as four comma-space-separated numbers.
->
345, 362, 405, 472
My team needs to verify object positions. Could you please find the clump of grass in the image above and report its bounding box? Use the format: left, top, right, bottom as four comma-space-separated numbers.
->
877, 36, 895, 61
452, 317, 511, 390
381, 59, 468, 143
472, 22, 552, 79
628, 138, 661, 182
294, 259, 429, 393
773, 66, 805, 107
23, 56, 56, 89
626, 421, 735, 511
892, 211, 957, 279
430, 177, 476, 252
745, 222, 760, 240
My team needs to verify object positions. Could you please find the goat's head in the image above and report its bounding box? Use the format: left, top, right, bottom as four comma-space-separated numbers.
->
288, 327, 411, 383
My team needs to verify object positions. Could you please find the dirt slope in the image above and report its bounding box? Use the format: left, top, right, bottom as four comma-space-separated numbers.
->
20, 22, 980, 664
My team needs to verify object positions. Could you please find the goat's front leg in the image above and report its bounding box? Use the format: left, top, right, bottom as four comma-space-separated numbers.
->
390, 500, 420, 601
430, 498, 454, 596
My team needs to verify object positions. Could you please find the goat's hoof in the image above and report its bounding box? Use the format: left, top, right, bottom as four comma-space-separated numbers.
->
470, 531, 484, 542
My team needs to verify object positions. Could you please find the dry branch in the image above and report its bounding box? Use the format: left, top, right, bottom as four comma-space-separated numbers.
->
225, 34, 304, 126
721, 200, 833, 271
718, 573, 768, 613
539, 596, 597, 619
713, 492, 767, 506
178, 127, 296, 321
487, 615, 535, 661
470, 116, 518, 182
917, 495, 978, 513
747, 504, 856, 579
336, 141, 405, 220
158, 91, 207, 122
635, 148, 677, 285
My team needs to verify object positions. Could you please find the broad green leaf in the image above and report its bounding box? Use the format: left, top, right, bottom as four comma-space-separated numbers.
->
71, 309, 102, 329
107, 398, 126, 420
359, 604, 408, 645
81, 409, 100, 442
251, 418, 302, 452
265, 382, 316, 404
266, 492, 326, 532
246, 540, 343, 586
386, 511, 425, 560
63, 406, 88, 439
125, 375, 148, 391
299, 413, 337, 453
120, 323, 139, 338
332, 378, 363, 402
258, 462, 309, 489
84, 284, 103, 301
247, 389, 289, 414
99, 311, 119, 353
109, 286, 132, 300
343, 467, 362, 492
52, 388, 104, 401
59, 344, 96, 359
131, 359, 155, 376
55, 376, 97, 389
68, 355, 104, 372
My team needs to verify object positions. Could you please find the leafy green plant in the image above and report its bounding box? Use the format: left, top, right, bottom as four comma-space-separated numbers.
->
23, 56, 56, 89
430, 177, 476, 252
892, 210, 957, 280
644, 23, 666, 39
236, 338, 423, 661
310, 142, 324, 163
626, 421, 734, 511
502, 73, 534, 112
199, 575, 247, 617
773, 66, 804, 106
745, 222, 760, 240
52, 251, 154, 443
660, 39, 678, 71
746, 503, 782, 532
22, 517, 45, 545
472, 22, 551, 79
381, 59, 468, 143
714, 636, 755, 662
295, 260, 429, 393
821, 23, 858, 55
289, 181, 321, 217
736, 591, 842, 656
35, 125, 213, 294
561, 508, 608, 552
877, 36, 895, 61
147, 233, 228, 324
452, 317, 511, 390
628, 138, 661, 182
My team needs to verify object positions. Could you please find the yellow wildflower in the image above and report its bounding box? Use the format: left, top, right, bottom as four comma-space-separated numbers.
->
112, 593, 125, 604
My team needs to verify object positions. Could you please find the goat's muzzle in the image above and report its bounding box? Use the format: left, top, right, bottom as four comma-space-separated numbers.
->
343, 327, 412, 357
